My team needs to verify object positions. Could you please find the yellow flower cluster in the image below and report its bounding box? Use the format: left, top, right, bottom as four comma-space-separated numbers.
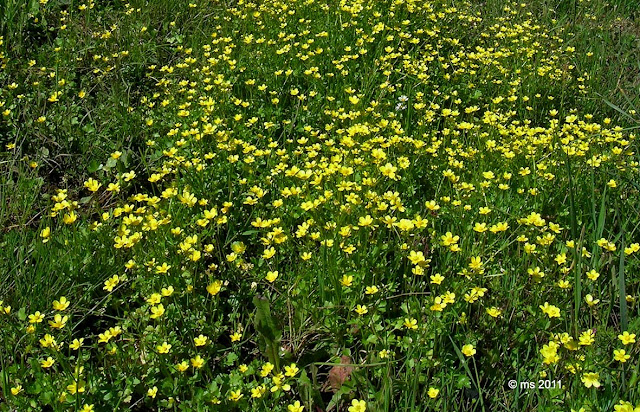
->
1, 0, 639, 410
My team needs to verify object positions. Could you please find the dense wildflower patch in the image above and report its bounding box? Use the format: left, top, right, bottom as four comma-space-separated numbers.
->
1, 0, 639, 410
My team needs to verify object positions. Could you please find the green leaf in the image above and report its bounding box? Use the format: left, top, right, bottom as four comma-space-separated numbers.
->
224, 352, 239, 367
253, 295, 280, 342
17, 307, 26, 321
121, 151, 130, 168
87, 159, 100, 173
82, 124, 95, 134
253, 295, 282, 369
456, 375, 471, 389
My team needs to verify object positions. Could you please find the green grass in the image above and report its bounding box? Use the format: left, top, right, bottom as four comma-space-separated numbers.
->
1, 0, 640, 410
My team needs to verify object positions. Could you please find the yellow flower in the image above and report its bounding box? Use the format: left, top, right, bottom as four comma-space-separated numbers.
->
157, 342, 172, 354
251, 385, 266, 398
40, 226, 51, 242
147, 386, 158, 398
176, 360, 189, 372
379, 163, 398, 179
194, 334, 208, 346
425, 200, 440, 211
228, 389, 243, 401
469, 256, 483, 272
155, 262, 171, 274
408, 250, 426, 265
207, 280, 223, 296
614, 349, 630, 363
28, 311, 44, 323
147, 293, 162, 305
428, 387, 439, 398
98, 330, 113, 343
11, 385, 22, 395
461, 344, 476, 357
585, 294, 599, 307
624, 243, 640, 255
150, 304, 165, 319
586, 269, 600, 281
270, 373, 291, 392
539, 302, 561, 318
430, 296, 446, 312
473, 222, 487, 233
63, 211, 77, 224
365, 285, 379, 294
486, 307, 502, 318
479, 206, 491, 215
284, 363, 299, 377
70, 338, 84, 350
619, 331, 636, 345
67, 380, 86, 394
581, 372, 600, 388
83, 178, 101, 192
443, 291, 455, 304
528, 266, 545, 280
348, 399, 366, 412
579, 330, 595, 346
288, 400, 305, 412
358, 215, 374, 226
40, 356, 55, 368
440, 232, 460, 246
596, 238, 616, 251
540, 342, 560, 364
403, 318, 418, 330
340, 274, 354, 287
265, 271, 279, 283
489, 222, 509, 233
263, 247, 276, 259
122, 170, 136, 181
81, 405, 94, 412
49, 314, 68, 329
231, 241, 246, 254
260, 362, 274, 377
395, 219, 414, 231
354, 305, 368, 315
191, 355, 205, 369
103, 275, 119, 292
53, 296, 70, 311
614, 401, 638, 412
39, 334, 57, 348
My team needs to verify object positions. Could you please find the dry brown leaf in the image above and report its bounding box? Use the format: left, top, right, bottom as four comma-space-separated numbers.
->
326, 355, 353, 393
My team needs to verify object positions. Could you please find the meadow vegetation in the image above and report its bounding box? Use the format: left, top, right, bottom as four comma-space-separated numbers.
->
1, 0, 640, 410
